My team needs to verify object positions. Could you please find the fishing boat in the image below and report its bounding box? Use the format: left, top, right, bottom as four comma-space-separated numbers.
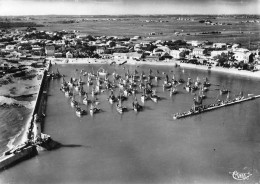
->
235, 91, 244, 101
154, 76, 159, 82
194, 76, 201, 87
116, 93, 127, 102
171, 74, 178, 85
76, 107, 86, 116
78, 76, 84, 85
118, 83, 125, 90
163, 82, 172, 89
108, 91, 117, 104
91, 86, 99, 97
220, 88, 229, 95
75, 85, 81, 92
201, 83, 209, 92
122, 78, 129, 85
97, 67, 108, 77
60, 86, 68, 93
150, 90, 159, 103
178, 78, 185, 84
116, 96, 127, 114
140, 94, 148, 103
203, 77, 211, 87
139, 82, 145, 90
170, 86, 178, 96
150, 95, 158, 103
140, 88, 148, 103
78, 87, 85, 96
87, 78, 93, 86
83, 93, 90, 105
112, 71, 120, 80
130, 88, 137, 95
141, 71, 146, 79
123, 89, 131, 97
71, 99, 79, 108
65, 90, 73, 98
185, 85, 191, 92
191, 85, 199, 92
185, 78, 192, 92
50, 68, 62, 79
68, 77, 74, 87
132, 97, 142, 112
61, 77, 68, 88
163, 74, 172, 89
89, 103, 101, 116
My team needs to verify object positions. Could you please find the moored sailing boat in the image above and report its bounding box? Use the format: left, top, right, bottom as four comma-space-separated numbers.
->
170, 86, 178, 96
71, 99, 79, 108
68, 77, 74, 87
76, 107, 86, 116
108, 90, 117, 104
141, 88, 148, 103
132, 97, 143, 112
97, 67, 108, 77
220, 87, 229, 95
163, 74, 172, 89
83, 93, 90, 105
89, 102, 101, 116
116, 96, 127, 114
65, 89, 73, 98
150, 89, 159, 103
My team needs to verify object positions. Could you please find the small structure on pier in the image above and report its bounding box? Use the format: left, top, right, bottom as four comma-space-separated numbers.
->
193, 95, 203, 111
33, 114, 42, 142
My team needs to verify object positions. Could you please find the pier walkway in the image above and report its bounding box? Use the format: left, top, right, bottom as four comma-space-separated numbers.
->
173, 95, 260, 120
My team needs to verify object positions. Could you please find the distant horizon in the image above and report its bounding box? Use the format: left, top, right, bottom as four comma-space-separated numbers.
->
0, 0, 259, 16
0, 13, 260, 17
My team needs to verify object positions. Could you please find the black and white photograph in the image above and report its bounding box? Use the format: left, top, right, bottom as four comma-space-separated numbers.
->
0, 0, 260, 183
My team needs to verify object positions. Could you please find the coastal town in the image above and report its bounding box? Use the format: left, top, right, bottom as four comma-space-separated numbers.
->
1, 17, 260, 183
1, 0, 260, 181
1, 27, 260, 80
1, 25, 260, 170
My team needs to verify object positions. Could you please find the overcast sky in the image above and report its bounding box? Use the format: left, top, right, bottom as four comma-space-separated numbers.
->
0, 0, 259, 16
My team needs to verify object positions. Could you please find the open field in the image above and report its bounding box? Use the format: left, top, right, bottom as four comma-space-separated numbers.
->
4, 15, 259, 49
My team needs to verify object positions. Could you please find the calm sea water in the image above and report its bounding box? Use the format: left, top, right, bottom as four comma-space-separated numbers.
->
1, 63, 260, 184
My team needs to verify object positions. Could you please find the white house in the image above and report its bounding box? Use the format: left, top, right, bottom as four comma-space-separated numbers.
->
66, 51, 73, 58
170, 50, 181, 59
96, 45, 107, 54
153, 46, 170, 56
113, 52, 143, 60
187, 40, 204, 47
192, 48, 206, 57
212, 43, 227, 49
234, 51, 253, 63
211, 50, 229, 58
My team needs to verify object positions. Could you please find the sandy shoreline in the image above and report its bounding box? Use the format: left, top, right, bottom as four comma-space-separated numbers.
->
47, 58, 260, 79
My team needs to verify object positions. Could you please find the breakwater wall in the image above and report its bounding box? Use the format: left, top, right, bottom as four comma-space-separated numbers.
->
0, 63, 51, 171
26, 64, 50, 141
173, 95, 260, 120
